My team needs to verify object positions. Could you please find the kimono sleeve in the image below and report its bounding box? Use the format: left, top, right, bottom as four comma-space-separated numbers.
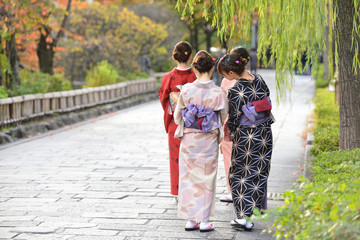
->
158, 74, 171, 112
214, 89, 228, 127
174, 88, 186, 126
173, 87, 187, 139
158, 73, 172, 133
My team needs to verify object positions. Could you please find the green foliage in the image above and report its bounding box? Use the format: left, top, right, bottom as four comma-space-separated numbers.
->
315, 64, 328, 89
176, 0, 359, 99
85, 61, 120, 87
176, 0, 331, 99
133, 72, 149, 79
84, 61, 149, 88
57, 3, 168, 83
312, 149, 360, 185
311, 88, 339, 156
127, 2, 184, 72
150, 47, 174, 73
8, 70, 72, 96
262, 176, 360, 240
311, 127, 339, 156
0, 86, 8, 99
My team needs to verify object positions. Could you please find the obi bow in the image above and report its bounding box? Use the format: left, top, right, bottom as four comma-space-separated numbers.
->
241, 97, 272, 121
181, 103, 220, 133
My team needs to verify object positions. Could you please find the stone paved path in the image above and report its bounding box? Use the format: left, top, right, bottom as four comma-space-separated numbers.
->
0, 69, 314, 240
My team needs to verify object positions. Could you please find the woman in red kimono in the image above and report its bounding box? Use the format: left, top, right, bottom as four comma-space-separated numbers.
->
158, 41, 196, 199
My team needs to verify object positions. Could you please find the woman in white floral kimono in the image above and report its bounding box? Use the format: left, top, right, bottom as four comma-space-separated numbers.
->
174, 50, 227, 232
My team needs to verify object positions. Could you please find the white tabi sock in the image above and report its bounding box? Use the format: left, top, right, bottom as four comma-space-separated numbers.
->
235, 218, 246, 225
200, 222, 210, 229
185, 220, 197, 228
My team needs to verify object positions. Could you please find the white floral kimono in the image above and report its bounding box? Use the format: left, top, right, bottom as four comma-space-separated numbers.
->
174, 80, 227, 222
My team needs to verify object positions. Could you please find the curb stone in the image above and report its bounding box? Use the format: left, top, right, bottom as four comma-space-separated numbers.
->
304, 120, 314, 180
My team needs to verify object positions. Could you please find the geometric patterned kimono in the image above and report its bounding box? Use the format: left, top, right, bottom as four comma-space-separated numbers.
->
158, 68, 196, 196
174, 80, 227, 222
227, 74, 274, 219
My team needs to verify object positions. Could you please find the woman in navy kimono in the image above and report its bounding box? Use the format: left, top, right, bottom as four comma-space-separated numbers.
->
217, 52, 275, 231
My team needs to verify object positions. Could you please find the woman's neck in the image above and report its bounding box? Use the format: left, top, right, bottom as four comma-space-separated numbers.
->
237, 69, 254, 79
177, 62, 190, 70
197, 74, 211, 82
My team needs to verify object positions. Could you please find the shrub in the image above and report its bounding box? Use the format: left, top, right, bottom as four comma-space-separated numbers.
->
264, 176, 360, 240
315, 63, 328, 89
311, 88, 339, 156
311, 127, 339, 156
312, 149, 360, 186
47, 73, 72, 92
0, 86, 8, 99
8, 70, 72, 96
85, 61, 120, 87
136, 71, 149, 79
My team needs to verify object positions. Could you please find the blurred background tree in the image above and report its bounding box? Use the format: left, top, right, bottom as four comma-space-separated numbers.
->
0, 0, 253, 96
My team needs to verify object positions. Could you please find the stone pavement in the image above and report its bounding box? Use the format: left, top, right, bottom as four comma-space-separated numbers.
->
0, 69, 314, 240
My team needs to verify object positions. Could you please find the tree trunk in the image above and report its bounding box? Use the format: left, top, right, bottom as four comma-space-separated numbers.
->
188, 25, 199, 53
37, 0, 72, 75
6, 33, 20, 88
201, 23, 216, 53
336, 0, 360, 150
193, 24, 199, 52
0, 36, 3, 86
220, 37, 227, 50
37, 28, 55, 75
206, 30, 212, 52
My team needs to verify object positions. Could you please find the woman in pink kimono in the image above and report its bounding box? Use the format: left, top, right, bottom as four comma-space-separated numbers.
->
174, 51, 227, 232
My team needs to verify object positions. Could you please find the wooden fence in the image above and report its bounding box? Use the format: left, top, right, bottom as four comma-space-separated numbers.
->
0, 78, 157, 127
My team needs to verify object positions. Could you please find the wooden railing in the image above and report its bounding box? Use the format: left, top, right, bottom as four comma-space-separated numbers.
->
0, 78, 157, 127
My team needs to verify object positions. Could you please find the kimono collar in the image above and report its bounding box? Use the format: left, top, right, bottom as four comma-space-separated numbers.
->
237, 75, 256, 84
171, 67, 194, 76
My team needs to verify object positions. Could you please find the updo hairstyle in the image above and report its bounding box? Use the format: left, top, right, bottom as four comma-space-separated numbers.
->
191, 50, 215, 73
230, 46, 250, 64
217, 52, 248, 76
172, 41, 192, 63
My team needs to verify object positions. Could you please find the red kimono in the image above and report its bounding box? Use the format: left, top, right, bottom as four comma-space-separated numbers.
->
158, 68, 196, 196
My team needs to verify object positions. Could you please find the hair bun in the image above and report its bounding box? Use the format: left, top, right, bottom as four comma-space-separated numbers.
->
172, 41, 192, 63
191, 50, 215, 73
217, 53, 247, 76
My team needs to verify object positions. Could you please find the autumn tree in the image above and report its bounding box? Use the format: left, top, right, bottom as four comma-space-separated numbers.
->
37, 0, 72, 75
56, 2, 168, 83
128, 1, 185, 71
0, 0, 71, 91
177, 0, 360, 150
0, 0, 23, 88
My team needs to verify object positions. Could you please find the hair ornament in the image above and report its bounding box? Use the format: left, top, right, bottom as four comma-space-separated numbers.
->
184, 51, 188, 55
235, 60, 240, 64
247, 56, 250, 59
212, 57, 217, 61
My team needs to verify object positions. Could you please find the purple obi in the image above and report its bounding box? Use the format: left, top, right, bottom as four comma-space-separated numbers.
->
181, 103, 220, 133
240, 97, 272, 126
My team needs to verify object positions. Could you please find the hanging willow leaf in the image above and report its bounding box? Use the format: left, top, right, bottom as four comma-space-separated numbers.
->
176, 0, 359, 100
